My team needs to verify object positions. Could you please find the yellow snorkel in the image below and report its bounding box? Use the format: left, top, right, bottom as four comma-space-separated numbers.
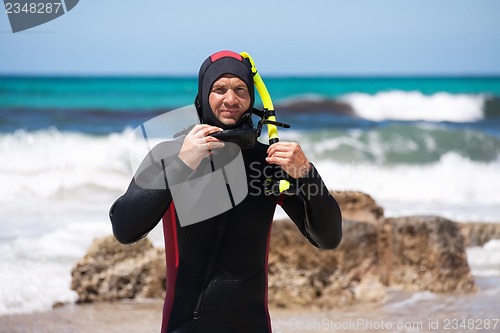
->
240, 52, 291, 194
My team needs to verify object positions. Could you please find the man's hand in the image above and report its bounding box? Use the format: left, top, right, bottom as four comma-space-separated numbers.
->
178, 124, 224, 170
266, 142, 311, 179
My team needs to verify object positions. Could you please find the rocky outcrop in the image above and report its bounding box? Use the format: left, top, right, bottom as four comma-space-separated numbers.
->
71, 192, 477, 308
458, 222, 500, 247
71, 236, 166, 303
268, 215, 476, 308
331, 190, 384, 223
277, 99, 355, 116
268, 219, 385, 309
72, 217, 475, 308
380, 216, 476, 293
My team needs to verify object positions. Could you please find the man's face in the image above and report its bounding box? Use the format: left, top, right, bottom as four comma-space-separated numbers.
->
209, 74, 251, 125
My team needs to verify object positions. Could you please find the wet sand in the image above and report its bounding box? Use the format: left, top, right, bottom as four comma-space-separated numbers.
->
0, 300, 163, 333
1, 277, 499, 333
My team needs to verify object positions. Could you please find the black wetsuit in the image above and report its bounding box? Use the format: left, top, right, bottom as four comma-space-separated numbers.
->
110, 140, 342, 333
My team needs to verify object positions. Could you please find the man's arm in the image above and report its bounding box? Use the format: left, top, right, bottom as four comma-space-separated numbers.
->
109, 179, 171, 245
279, 164, 342, 249
267, 142, 342, 249
109, 145, 193, 245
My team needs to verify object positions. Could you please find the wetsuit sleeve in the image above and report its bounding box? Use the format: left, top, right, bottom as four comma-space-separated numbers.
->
109, 155, 194, 245
280, 163, 342, 249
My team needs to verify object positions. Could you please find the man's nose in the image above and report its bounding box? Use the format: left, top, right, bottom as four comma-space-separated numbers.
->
223, 89, 238, 105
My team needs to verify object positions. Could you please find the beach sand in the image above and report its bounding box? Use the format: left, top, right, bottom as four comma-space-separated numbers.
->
0, 300, 163, 333
1, 277, 499, 333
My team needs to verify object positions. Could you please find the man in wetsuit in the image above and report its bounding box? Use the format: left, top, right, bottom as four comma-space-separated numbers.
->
109, 50, 342, 333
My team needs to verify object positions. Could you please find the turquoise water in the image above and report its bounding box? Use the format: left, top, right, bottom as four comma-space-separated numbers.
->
1, 76, 500, 110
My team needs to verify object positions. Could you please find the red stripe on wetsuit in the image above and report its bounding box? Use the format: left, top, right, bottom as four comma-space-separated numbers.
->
160, 203, 179, 333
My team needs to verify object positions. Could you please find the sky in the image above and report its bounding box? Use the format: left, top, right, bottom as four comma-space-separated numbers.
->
0, 0, 499, 76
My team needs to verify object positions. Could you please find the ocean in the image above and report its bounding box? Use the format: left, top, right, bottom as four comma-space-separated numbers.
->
1, 76, 500, 317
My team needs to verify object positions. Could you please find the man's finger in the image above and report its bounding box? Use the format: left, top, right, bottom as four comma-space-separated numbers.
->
266, 156, 287, 166
268, 151, 291, 159
206, 141, 225, 150
268, 142, 295, 155
267, 143, 283, 156
205, 135, 223, 144
203, 126, 224, 137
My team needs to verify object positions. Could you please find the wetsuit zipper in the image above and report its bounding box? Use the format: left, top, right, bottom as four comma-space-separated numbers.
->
192, 155, 235, 320
192, 219, 226, 320
192, 290, 206, 319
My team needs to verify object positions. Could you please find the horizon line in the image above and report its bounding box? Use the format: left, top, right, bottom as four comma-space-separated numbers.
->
2, 72, 500, 79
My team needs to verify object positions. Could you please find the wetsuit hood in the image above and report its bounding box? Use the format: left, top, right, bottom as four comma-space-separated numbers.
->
195, 50, 255, 130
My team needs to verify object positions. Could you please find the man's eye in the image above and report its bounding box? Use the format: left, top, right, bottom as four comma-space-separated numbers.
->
213, 87, 226, 94
235, 88, 249, 96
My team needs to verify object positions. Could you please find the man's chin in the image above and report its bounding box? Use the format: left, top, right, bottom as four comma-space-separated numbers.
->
220, 118, 239, 126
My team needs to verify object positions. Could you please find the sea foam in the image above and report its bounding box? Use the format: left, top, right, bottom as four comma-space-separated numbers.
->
467, 240, 500, 277
0, 221, 111, 315
341, 91, 485, 122
312, 152, 500, 222
0, 128, 132, 200
0, 129, 134, 314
